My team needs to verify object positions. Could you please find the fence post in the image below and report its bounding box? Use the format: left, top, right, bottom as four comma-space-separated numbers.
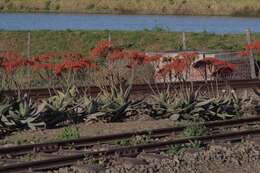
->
203, 53, 207, 81
245, 29, 256, 79
27, 32, 31, 59
27, 32, 31, 88
108, 31, 111, 43
182, 32, 187, 51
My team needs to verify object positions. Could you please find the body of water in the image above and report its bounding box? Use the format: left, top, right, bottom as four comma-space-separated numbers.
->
0, 13, 260, 33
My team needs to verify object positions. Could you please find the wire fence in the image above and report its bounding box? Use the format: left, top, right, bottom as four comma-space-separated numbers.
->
0, 30, 258, 89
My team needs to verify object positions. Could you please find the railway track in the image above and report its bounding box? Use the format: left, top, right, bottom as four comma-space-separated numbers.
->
1, 116, 260, 157
1, 79, 259, 99
1, 116, 260, 172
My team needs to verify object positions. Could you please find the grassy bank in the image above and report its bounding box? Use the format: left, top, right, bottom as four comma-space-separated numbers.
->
0, 30, 260, 57
0, 0, 260, 17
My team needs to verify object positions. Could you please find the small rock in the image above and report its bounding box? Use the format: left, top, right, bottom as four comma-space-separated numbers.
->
116, 157, 147, 168
169, 114, 180, 121
72, 164, 104, 173
138, 153, 171, 161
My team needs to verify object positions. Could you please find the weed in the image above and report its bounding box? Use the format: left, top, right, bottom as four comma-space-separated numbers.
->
57, 127, 80, 140
115, 135, 151, 146
84, 154, 105, 166
166, 140, 202, 156
21, 153, 34, 162
181, 124, 206, 137
15, 139, 28, 145
166, 144, 185, 156
188, 140, 202, 149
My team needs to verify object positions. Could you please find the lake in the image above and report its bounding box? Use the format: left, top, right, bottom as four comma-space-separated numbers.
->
0, 13, 260, 33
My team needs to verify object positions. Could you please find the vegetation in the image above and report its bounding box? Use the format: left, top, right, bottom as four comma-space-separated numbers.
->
182, 125, 206, 137
167, 144, 185, 156
0, 39, 258, 134
1, 0, 260, 16
115, 135, 151, 146
1, 30, 260, 57
57, 126, 80, 140
151, 88, 250, 122
166, 140, 202, 156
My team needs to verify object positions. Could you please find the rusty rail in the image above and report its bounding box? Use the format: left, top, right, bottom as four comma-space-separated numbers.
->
1, 128, 260, 173
1, 79, 259, 99
1, 116, 260, 157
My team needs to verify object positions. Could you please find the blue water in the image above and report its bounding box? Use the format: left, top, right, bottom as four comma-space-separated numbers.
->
0, 13, 260, 33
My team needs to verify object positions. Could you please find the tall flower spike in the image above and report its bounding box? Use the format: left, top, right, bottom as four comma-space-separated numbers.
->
91, 40, 111, 58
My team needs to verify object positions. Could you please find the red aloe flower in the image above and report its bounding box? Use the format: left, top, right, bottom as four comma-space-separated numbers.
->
108, 48, 124, 61
179, 51, 199, 66
125, 51, 145, 63
144, 55, 161, 63
212, 63, 236, 77
0, 51, 27, 73
156, 58, 187, 79
91, 40, 111, 58
193, 57, 228, 69
238, 50, 250, 57
52, 57, 97, 77
240, 40, 260, 57
31, 63, 54, 72
245, 41, 260, 50
32, 52, 60, 62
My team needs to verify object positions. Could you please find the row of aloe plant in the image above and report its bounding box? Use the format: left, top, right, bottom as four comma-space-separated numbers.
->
0, 83, 140, 131
150, 86, 254, 122
0, 83, 258, 133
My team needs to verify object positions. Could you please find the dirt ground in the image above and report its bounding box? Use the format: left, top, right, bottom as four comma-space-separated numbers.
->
0, 119, 176, 145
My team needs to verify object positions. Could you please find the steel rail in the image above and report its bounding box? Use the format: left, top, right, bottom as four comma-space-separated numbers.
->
1, 128, 260, 173
1, 79, 259, 98
1, 116, 260, 157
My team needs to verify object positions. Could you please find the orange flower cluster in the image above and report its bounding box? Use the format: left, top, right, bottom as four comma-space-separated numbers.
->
54, 58, 97, 76
32, 52, 60, 63
156, 51, 199, 79
157, 58, 186, 77
157, 51, 237, 80
30, 52, 97, 76
91, 40, 161, 68
212, 63, 236, 77
245, 41, 260, 50
179, 51, 199, 66
126, 52, 161, 68
0, 51, 29, 73
0, 40, 162, 79
193, 57, 236, 76
239, 40, 260, 57
90, 40, 111, 58
108, 48, 124, 61
0, 50, 97, 78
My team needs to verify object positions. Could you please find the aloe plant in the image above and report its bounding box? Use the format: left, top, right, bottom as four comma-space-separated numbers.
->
38, 87, 79, 128
151, 89, 177, 119
151, 87, 249, 121
77, 96, 99, 115
0, 94, 45, 130
84, 82, 137, 122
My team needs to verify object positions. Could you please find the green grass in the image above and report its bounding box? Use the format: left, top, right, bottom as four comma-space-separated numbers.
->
1, 0, 260, 16
1, 30, 260, 57
56, 127, 80, 140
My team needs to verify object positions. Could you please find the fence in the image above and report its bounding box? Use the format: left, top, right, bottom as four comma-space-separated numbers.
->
216, 52, 251, 80
0, 29, 259, 89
